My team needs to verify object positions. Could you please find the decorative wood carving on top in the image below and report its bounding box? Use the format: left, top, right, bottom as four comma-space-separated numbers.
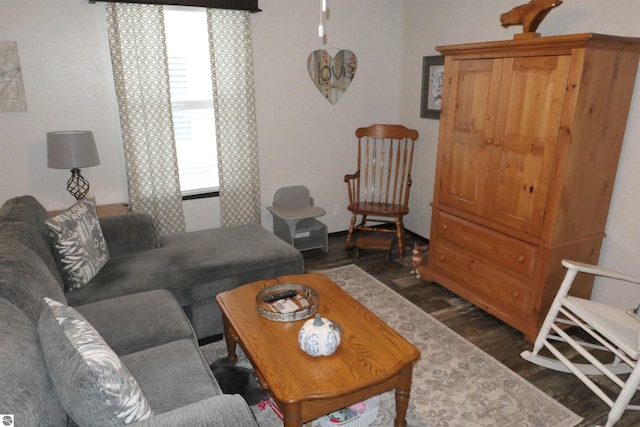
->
500, 0, 563, 39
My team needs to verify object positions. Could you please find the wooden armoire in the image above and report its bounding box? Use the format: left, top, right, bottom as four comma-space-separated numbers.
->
424, 33, 640, 340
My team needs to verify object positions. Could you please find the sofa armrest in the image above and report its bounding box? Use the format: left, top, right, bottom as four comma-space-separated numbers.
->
131, 395, 258, 427
99, 213, 159, 258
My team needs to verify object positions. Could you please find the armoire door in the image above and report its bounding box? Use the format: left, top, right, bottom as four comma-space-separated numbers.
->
437, 58, 502, 215
484, 55, 571, 236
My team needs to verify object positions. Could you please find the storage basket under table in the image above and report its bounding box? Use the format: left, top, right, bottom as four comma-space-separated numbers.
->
316, 395, 380, 427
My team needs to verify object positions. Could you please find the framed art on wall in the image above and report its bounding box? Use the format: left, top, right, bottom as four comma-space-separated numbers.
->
0, 41, 27, 112
420, 55, 444, 119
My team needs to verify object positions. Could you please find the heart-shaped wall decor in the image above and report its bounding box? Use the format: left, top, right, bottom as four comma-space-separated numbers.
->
307, 49, 357, 105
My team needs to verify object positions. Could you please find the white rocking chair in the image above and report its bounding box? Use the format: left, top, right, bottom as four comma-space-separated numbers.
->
522, 259, 640, 427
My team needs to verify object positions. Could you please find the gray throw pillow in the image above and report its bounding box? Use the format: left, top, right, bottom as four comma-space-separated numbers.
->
45, 195, 109, 291
38, 297, 153, 426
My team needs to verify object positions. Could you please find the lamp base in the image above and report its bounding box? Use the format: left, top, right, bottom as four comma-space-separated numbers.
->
67, 168, 90, 200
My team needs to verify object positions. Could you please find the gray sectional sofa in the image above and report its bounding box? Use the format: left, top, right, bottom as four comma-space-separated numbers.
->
0, 195, 304, 426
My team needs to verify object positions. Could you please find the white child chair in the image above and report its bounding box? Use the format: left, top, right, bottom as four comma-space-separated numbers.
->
267, 185, 327, 253
521, 259, 640, 427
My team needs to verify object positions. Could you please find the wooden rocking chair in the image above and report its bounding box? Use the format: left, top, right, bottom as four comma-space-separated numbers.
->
344, 124, 419, 257
522, 259, 640, 427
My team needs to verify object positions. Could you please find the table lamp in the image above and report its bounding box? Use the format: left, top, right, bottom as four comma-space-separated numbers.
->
47, 131, 100, 200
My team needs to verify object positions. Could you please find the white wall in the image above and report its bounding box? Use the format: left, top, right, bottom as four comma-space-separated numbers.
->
2, 0, 640, 306
0, 0, 128, 210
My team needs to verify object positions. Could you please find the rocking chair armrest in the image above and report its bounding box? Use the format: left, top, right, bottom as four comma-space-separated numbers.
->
344, 171, 359, 182
561, 259, 640, 285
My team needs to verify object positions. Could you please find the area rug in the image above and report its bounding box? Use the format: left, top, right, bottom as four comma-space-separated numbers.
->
201, 264, 582, 427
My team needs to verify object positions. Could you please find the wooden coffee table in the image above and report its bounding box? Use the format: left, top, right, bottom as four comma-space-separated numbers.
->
216, 273, 420, 427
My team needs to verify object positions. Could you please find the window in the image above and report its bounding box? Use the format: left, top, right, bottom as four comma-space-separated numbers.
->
164, 7, 219, 196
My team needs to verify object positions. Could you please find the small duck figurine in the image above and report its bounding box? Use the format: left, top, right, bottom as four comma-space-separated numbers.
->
410, 243, 429, 279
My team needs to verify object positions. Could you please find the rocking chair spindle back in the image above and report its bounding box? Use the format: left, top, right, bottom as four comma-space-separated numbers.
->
344, 124, 419, 257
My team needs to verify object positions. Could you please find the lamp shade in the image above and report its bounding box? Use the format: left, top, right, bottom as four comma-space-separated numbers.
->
47, 131, 100, 169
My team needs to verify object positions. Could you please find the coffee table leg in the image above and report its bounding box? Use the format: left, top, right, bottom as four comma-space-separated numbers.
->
394, 364, 414, 427
282, 403, 302, 427
222, 315, 238, 364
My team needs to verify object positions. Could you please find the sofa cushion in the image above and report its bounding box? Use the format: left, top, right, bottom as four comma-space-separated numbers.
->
0, 195, 65, 288
132, 395, 258, 427
0, 237, 67, 323
0, 298, 67, 426
75, 290, 195, 356
99, 213, 158, 258
45, 195, 110, 291
0, 195, 51, 226
38, 298, 153, 426
120, 338, 221, 414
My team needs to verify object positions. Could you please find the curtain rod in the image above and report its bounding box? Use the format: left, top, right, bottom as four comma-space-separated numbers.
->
89, 0, 261, 13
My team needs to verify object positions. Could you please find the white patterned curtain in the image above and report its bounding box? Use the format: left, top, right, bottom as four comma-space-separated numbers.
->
105, 3, 187, 238
207, 9, 261, 226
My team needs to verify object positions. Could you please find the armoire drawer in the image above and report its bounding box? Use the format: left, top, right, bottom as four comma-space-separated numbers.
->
433, 211, 538, 279
429, 239, 534, 321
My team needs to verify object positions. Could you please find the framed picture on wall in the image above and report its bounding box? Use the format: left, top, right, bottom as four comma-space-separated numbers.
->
420, 55, 444, 119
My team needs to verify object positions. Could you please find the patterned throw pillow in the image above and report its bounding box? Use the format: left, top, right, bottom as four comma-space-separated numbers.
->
45, 195, 109, 291
38, 297, 153, 426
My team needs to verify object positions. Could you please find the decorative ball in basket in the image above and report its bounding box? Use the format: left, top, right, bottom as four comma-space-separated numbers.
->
298, 314, 341, 357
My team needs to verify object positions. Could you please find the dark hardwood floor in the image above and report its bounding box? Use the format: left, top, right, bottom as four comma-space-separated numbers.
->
302, 231, 640, 427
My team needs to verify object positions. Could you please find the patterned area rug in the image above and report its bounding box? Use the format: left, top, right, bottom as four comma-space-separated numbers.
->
201, 264, 582, 427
